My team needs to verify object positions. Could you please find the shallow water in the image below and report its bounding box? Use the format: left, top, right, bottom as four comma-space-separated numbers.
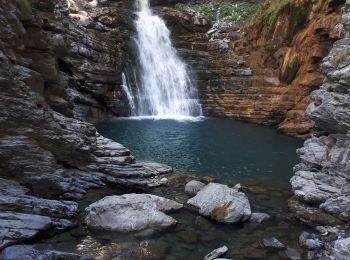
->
47, 118, 309, 259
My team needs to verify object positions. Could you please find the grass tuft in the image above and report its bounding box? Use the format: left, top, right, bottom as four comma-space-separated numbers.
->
253, 0, 312, 43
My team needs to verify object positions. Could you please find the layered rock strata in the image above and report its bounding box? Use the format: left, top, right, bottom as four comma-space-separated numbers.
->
290, 0, 350, 257
161, 0, 344, 138
0, 0, 172, 250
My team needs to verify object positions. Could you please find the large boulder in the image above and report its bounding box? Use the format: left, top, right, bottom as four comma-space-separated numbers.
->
85, 194, 183, 232
187, 183, 251, 223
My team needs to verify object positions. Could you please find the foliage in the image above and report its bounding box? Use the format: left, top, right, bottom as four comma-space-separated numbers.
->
254, 0, 312, 42
175, 1, 260, 23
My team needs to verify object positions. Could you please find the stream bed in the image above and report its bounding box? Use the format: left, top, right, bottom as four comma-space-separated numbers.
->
46, 118, 309, 259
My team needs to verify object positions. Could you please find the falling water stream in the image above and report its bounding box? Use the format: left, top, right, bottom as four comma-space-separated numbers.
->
121, 0, 202, 118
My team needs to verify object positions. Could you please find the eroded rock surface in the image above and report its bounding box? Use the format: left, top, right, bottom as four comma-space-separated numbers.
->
290, 0, 350, 257
187, 183, 251, 223
0, 244, 91, 260
85, 194, 182, 232
0, 0, 172, 250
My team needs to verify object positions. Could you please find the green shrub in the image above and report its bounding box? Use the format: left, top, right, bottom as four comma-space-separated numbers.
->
175, 1, 260, 23
256, 0, 312, 42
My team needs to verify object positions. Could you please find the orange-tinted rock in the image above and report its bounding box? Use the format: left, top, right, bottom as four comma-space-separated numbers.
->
163, 0, 344, 139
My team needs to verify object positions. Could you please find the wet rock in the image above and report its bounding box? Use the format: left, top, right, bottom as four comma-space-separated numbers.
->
187, 183, 251, 223
323, 237, 350, 260
299, 231, 324, 250
284, 248, 302, 260
249, 213, 271, 223
243, 248, 267, 259
0, 244, 91, 260
315, 225, 341, 236
320, 196, 350, 221
291, 134, 350, 218
0, 211, 72, 250
97, 240, 169, 260
194, 216, 212, 230
288, 196, 342, 226
177, 229, 198, 244
0, 195, 78, 219
85, 194, 182, 232
262, 237, 286, 250
185, 180, 205, 195
204, 245, 228, 260
201, 176, 216, 183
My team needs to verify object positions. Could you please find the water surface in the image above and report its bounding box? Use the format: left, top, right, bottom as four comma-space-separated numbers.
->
96, 117, 302, 186
48, 118, 307, 259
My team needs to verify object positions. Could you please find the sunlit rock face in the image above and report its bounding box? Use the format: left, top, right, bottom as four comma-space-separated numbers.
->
159, 0, 344, 138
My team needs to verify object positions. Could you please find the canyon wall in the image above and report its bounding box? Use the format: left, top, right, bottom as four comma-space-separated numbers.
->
162, 0, 344, 138
0, 0, 171, 250
16, 0, 135, 121
289, 1, 350, 257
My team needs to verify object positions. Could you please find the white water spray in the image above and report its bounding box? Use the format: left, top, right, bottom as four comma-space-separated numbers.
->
121, 73, 136, 115
131, 0, 202, 118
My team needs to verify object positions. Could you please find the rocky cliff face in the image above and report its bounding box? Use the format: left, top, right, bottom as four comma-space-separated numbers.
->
163, 0, 344, 138
289, 1, 350, 257
0, 0, 172, 250
14, 0, 135, 121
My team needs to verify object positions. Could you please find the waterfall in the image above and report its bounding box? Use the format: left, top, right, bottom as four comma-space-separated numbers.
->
132, 0, 202, 118
121, 73, 136, 115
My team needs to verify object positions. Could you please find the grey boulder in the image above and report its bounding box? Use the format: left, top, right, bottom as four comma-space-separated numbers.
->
85, 194, 183, 232
262, 237, 286, 250
249, 212, 271, 223
187, 183, 251, 223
